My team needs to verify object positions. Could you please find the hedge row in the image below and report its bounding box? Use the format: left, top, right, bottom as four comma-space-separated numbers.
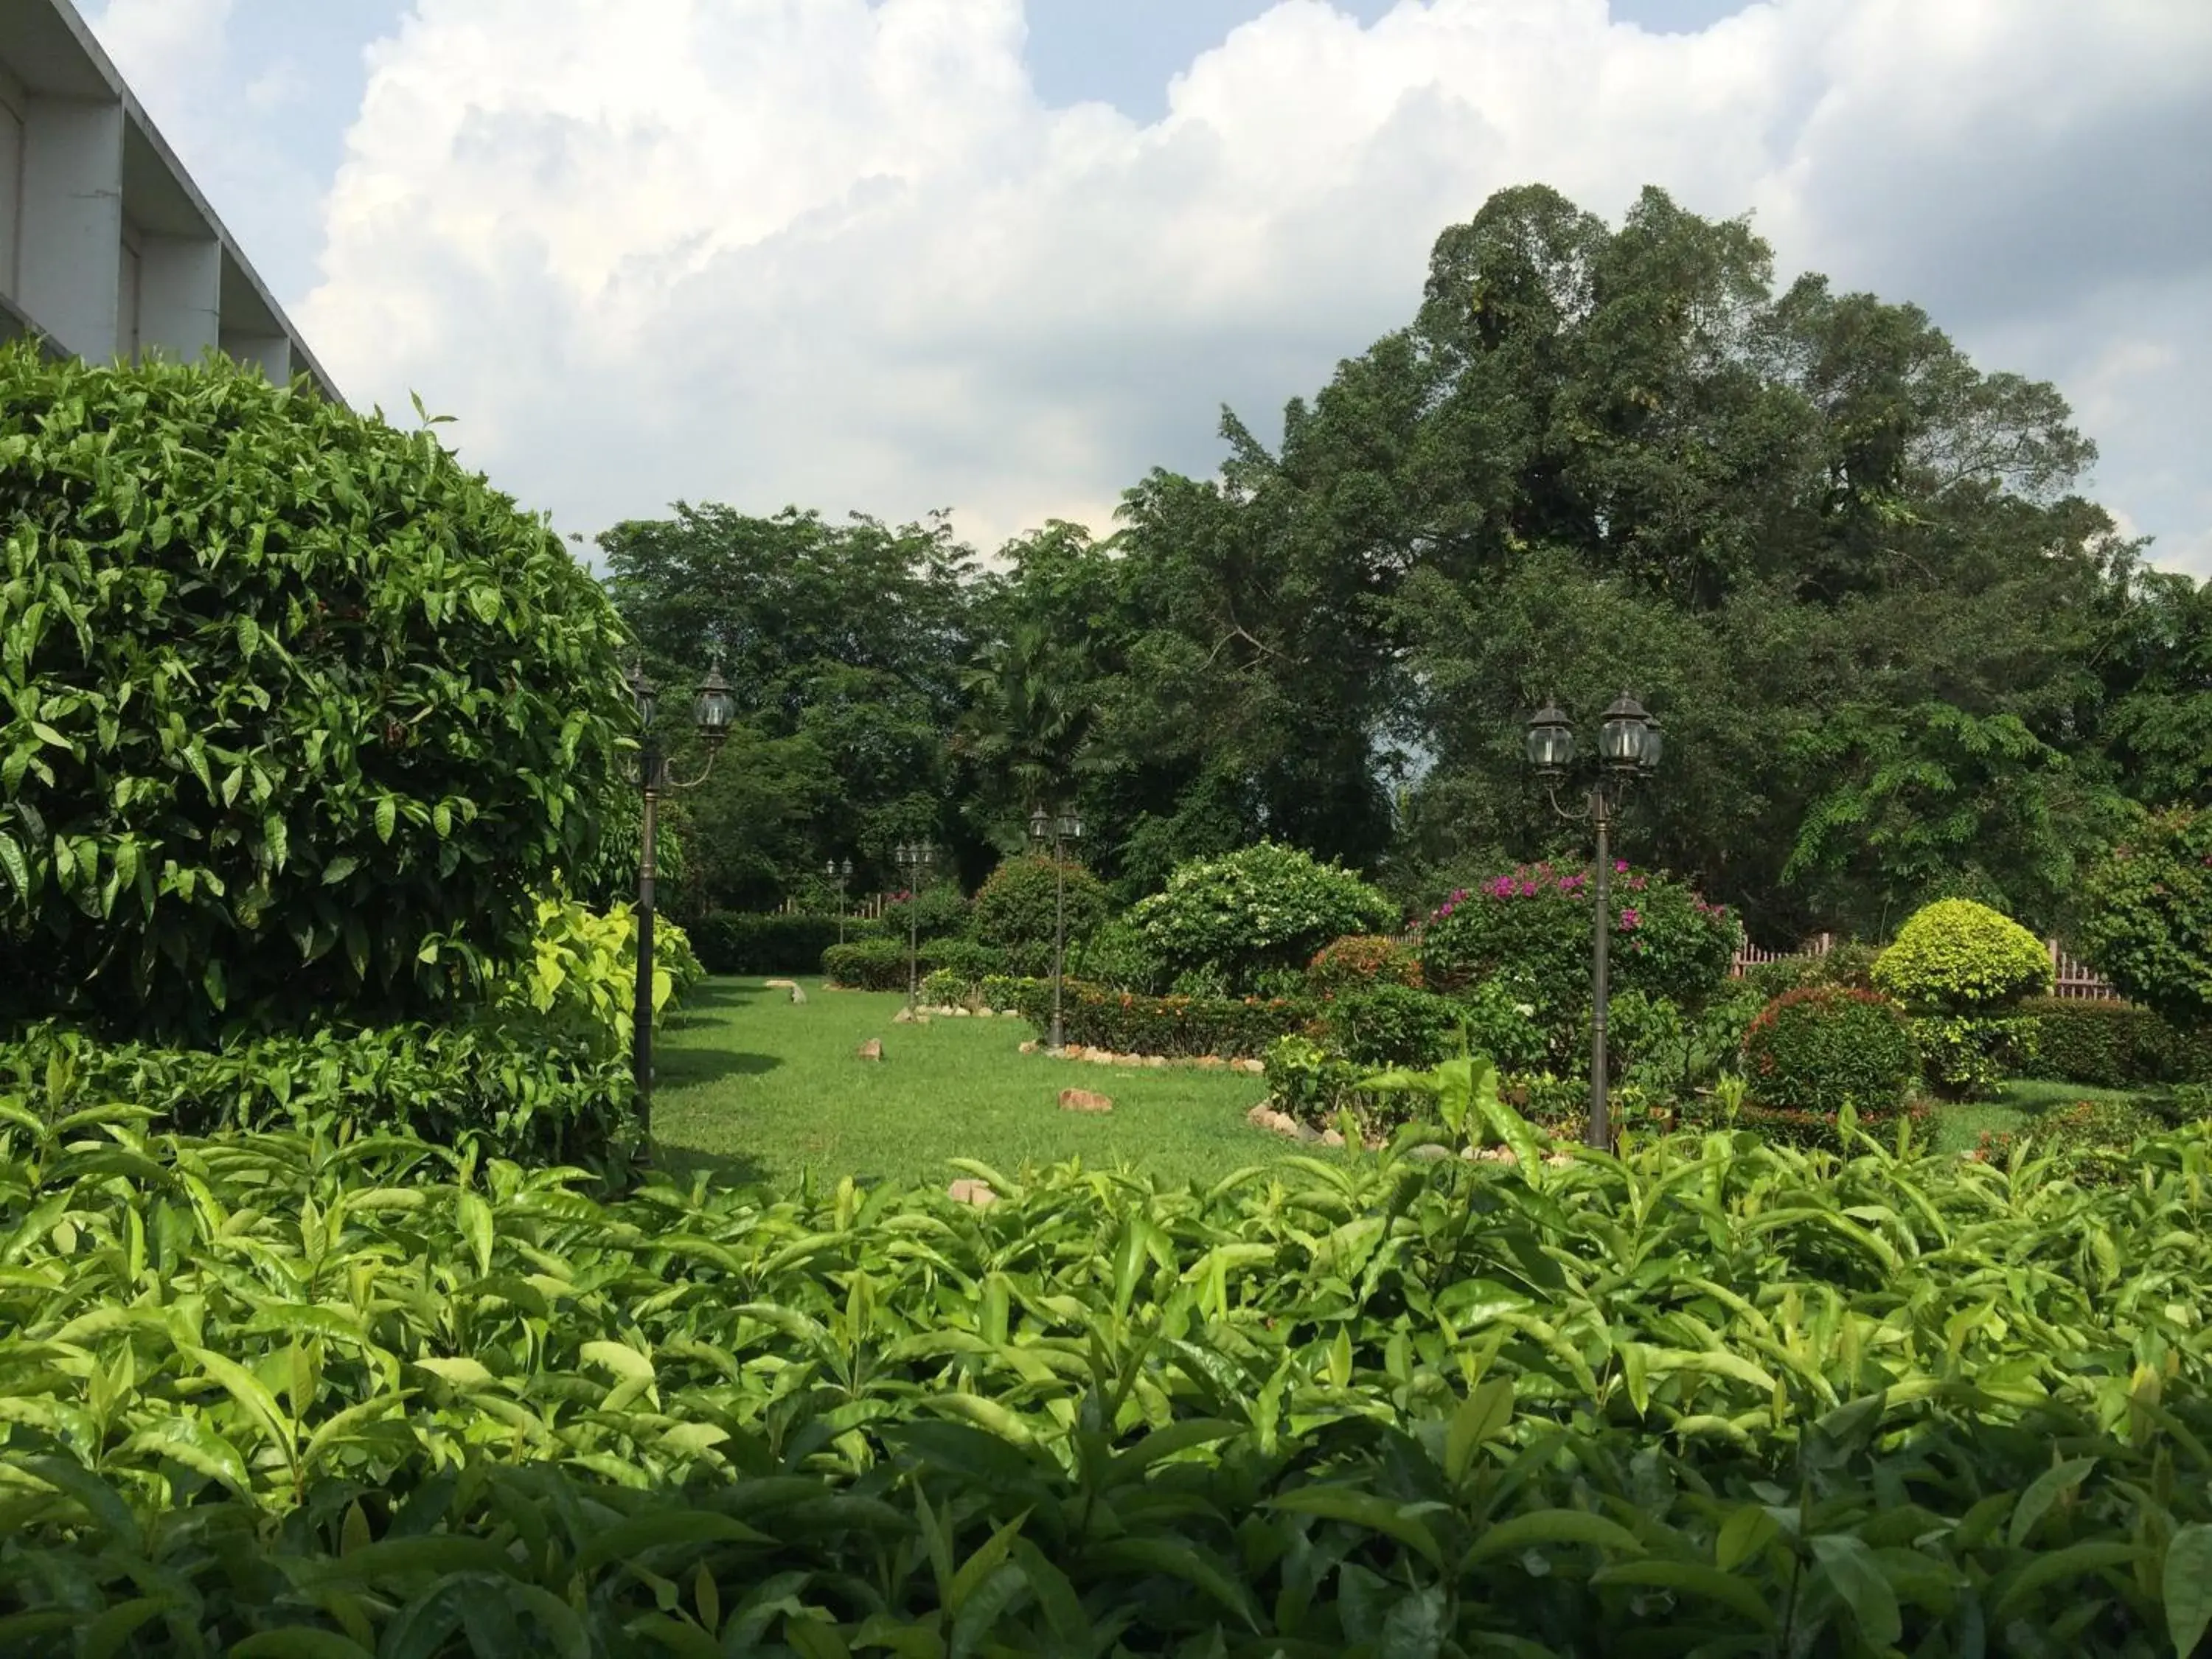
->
686, 911, 883, 975
2015, 995, 2212, 1088
1011, 977, 1317, 1057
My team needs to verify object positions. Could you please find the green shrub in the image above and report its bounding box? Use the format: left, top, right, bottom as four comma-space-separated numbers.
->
1, 1018, 636, 1166
2017, 995, 2212, 1088
1873, 898, 2051, 1012
970, 855, 1110, 956
1445, 978, 1552, 1073
689, 911, 878, 975
1741, 984, 1918, 1119
1739, 939, 1881, 1002
0, 1114, 2208, 1652
1065, 916, 1169, 993
1011, 977, 1316, 1058
2078, 804, 2212, 1027
1320, 983, 1468, 1068
880, 882, 971, 942
1262, 1033, 1366, 1127
486, 892, 699, 1062
1306, 933, 1423, 995
822, 937, 910, 991
0, 349, 633, 1037
1975, 1096, 2167, 1164
1416, 863, 1739, 1026
918, 937, 1010, 982
1131, 841, 1395, 993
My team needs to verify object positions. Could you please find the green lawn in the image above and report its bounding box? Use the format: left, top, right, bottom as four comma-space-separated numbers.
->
1925, 1079, 2157, 1155
650, 977, 1293, 1190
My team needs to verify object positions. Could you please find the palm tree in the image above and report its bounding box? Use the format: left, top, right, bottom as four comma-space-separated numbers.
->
956, 625, 1094, 824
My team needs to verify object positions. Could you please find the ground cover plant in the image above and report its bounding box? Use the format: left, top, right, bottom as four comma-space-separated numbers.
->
650, 979, 1281, 1189
0, 1091, 2208, 1653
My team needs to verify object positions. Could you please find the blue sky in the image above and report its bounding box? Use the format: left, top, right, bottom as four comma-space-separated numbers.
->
85, 0, 2212, 573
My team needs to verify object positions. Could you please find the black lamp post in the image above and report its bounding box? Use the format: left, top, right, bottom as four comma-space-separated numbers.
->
1526, 691, 1661, 1151
826, 858, 853, 944
627, 660, 734, 1112
893, 840, 935, 1011
1027, 804, 1084, 1051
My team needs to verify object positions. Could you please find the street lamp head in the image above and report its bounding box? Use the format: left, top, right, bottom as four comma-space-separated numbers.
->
692, 663, 734, 748
1028, 806, 1051, 845
627, 664, 658, 730
1599, 691, 1653, 773
1058, 808, 1083, 842
1640, 715, 1663, 772
840, 858, 852, 878
1525, 700, 1575, 776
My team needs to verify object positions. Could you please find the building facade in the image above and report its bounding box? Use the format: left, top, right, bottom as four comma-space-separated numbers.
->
0, 0, 334, 394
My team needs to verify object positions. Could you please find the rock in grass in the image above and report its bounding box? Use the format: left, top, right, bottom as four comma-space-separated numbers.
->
856, 1039, 883, 1061
1018, 1040, 1039, 1055
765, 978, 797, 991
947, 1178, 998, 1206
1059, 1088, 1114, 1114
787, 984, 807, 1004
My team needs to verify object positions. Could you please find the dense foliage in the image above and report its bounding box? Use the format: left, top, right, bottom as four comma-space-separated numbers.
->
2079, 807, 2212, 1028
0, 349, 633, 1037
1, 1110, 2208, 1653
2019, 995, 2212, 1090
969, 853, 1109, 973
1416, 862, 1738, 1017
1874, 900, 2053, 1099
1130, 841, 1397, 993
487, 893, 701, 1062
1741, 985, 1919, 1121
686, 910, 877, 976
1319, 983, 1470, 1069
1306, 932, 1425, 995
1011, 977, 1315, 1059
822, 938, 911, 992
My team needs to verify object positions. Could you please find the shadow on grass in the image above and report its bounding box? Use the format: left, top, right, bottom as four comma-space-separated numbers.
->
655, 1047, 782, 1088
664, 980, 768, 1028
647, 1142, 775, 1192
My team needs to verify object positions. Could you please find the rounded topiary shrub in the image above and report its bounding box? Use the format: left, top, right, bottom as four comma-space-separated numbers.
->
1130, 841, 1395, 994
970, 854, 1109, 961
0, 349, 632, 1036
1307, 933, 1423, 995
1873, 899, 2052, 1099
1740, 985, 1917, 1120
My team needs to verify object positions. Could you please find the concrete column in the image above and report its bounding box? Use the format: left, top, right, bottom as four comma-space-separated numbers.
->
139, 235, 220, 363
17, 94, 123, 362
220, 330, 291, 383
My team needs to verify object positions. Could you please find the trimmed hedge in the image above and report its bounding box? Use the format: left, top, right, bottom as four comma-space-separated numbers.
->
1012, 977, 1318, 1058
2014, 995, 2212, 1088
822, 939, 911, 992
1742, 984, 1918, 1118
691, 911, 880, 975
1320, 984, 1469, 1068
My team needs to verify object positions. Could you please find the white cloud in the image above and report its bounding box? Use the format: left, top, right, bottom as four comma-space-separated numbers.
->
281, 0, 2211, 565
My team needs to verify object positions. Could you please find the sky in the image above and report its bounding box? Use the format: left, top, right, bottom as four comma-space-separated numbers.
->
83, 0, 2212, 573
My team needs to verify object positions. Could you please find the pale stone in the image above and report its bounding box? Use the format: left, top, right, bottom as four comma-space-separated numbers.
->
1060, 1088, 1114, 1114
1196, 1056, 1225, 1070
892, 1007, 916, 1025
856, 1039, 883, 1061
1245, 1103, 1276, 1127
764, 978, 798, 990
1144, 1055, 1168, 1069
1018, 1040, 1039, 1055
1062, 1045, 1088, 1060
1405, 1144, 1451, 1164
947, 1178, 998, 1207
788, 984, 807, 1004
1319, 1129, 1346, 1148
951, 1006, 971, 1018
1234, 1057, 1267, 1076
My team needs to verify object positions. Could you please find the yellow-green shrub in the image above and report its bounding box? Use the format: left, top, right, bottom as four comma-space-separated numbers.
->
1874, 899, 2051, 1098
489, 893, 700, 1060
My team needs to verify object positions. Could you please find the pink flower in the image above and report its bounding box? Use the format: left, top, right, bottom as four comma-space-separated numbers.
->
1615, 860, 1629, 874
1619, 907, 1640, 930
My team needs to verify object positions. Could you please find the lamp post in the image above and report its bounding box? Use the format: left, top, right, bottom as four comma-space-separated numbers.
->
826, 858, 853, 944
627, 660, 734, 1113
1525, 692, 1661, 1151
893, 840, 935, 1012
1027, 804, 1084, 1051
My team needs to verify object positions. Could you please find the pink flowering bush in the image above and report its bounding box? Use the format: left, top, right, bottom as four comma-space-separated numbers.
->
1415, 860, 1740, 1031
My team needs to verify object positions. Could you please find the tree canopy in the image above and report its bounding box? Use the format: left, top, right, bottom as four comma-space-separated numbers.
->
603, 184, 2200, 947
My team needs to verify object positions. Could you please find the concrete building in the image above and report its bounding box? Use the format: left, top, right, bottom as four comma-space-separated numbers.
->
0, 0, 335, 395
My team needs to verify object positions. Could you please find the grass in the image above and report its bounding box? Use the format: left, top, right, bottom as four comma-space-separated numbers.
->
1925, 1078, 2160, 1155
650, 976, 1298, 1191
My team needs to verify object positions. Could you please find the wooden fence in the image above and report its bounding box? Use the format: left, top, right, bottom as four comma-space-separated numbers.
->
1730, 933, 2119, 1002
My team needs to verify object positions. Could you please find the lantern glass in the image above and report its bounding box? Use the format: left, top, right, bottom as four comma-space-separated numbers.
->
1059, 809, 1083, 842
1029, 807, 1050, 844
1525, 702, 1574, 773
693, 665, 734, 743
1599, 692, 1649, 768
840, 858, 852, 878
1641, 719, 1663, 771
628, 666, 658, 729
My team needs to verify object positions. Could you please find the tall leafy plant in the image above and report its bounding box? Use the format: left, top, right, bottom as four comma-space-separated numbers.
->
0, 349, 633, 1035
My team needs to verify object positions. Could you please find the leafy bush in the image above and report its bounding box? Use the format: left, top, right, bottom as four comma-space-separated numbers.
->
822, 937, 911, 991
918, 937, 1010, 982
688, 911, 878, 975
1416, 863, 1739, 1025
487, 892, 699, 1061
1011, 977, 1315, 1058
1262, 1033, 1366, 1127
1064, 915, 1170, 993
1130, 841, 1395, 992
2079, 804, 2212, 1027
0, 349, 633, 1037
1319, 983, 1469, 1068
1, 1018, 635, 1166
2017, 995, 2212, 1088
970, 855, 1110, 956
1741, 984, 1918, 1119
1305, 933, 1423, 995
879, 882, 972, 942
1739, 938, 1882, 1001
1, 1112, 2210, 1652
1975, 1096, 2168, 1165
1874, 898, 2051, 1011
1447, 978, 1551, 1074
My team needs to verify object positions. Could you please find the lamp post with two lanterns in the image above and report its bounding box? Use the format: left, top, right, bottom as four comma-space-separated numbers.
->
1026, 804, 1083, 1052
1524, 692, 1662, 1152
892, 841, 936, 1012
626, 660, 735, 1112
825, 858, 853, 943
